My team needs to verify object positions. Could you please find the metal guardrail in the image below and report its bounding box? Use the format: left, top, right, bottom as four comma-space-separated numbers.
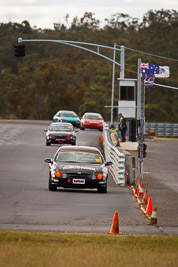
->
108, 121, 178, 138
145, 123, 178, 138
103, 123, 126, 187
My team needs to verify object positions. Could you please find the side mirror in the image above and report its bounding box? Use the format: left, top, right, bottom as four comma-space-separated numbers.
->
44, 158, 52, 164
105, 162, 112, 166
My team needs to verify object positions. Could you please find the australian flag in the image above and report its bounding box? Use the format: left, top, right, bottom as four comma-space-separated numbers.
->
140, 63, 159, 75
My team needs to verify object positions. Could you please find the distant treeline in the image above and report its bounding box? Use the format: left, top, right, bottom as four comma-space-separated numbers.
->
0, 9, 178, 122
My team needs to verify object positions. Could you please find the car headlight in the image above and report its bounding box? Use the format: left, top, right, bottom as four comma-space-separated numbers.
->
62, 173, 67, 178
92, 174, 96, 180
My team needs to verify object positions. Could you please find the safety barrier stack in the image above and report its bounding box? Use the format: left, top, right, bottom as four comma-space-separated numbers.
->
102, 123, 126, 187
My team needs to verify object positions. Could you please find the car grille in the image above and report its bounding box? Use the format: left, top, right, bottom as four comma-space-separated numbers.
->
55, 135, 68, 138
66, 171, 92, 179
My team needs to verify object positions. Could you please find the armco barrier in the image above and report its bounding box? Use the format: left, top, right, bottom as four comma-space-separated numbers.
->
108, 122, 178, 138
103, 123, 126, 187
145, 122, 178, 138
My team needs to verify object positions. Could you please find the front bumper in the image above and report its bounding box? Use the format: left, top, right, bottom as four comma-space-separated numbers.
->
46, 136, 76, 145
50, 177, 106, 189
83, 124, 103, 130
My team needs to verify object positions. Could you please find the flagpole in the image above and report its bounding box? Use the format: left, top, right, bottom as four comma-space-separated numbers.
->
137, 58, 141, 120
140, 76, 145, 181
138, 59, 144, 180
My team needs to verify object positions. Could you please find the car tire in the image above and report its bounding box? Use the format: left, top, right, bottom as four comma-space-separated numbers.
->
98, 186, 107, 193
80, 127, 85, 130
71, 141, 76, 145
48, 180, 57, 191
46, 142, 50, 146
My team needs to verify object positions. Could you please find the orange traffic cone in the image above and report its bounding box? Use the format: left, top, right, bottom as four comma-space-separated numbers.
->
107, 211, 122, 235
100, 135, 103, 143
144, 197, 153, 215
141, 189, 148, 205
150, 206, 158, 225
137, 183, 144, 198
135, 180, 140, 195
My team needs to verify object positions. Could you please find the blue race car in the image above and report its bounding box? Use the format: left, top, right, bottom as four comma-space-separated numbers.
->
53, 110, 81, 128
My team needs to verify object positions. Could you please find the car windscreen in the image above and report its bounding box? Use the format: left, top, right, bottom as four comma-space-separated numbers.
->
55, 151, 104, 164
61, 112, 77, 118
84, 114, 103, 120
49, 125, 74, 132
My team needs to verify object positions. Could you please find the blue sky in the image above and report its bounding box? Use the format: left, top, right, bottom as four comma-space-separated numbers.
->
0, 0, 177, 29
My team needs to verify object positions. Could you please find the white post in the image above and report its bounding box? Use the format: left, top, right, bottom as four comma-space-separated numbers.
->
120, 46, 125, 79
111, 43, 116, 125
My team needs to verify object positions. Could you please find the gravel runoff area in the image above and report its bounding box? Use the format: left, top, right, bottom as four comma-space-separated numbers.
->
110, 132, 178, 230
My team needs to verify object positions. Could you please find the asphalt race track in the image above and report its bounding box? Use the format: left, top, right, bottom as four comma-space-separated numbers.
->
0, 121, 176, 235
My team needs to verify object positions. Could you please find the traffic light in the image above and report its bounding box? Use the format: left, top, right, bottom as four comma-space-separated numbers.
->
14, 45, 21, 57
14, 44, 25, 57
138, 143, 147, 158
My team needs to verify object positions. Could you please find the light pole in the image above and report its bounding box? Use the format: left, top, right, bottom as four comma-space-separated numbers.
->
120, 46, 125, 79
110, 45, 125, 124
111, 43, 116, 125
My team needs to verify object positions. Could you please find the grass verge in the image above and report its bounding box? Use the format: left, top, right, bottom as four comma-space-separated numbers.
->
0, 231, 178, 267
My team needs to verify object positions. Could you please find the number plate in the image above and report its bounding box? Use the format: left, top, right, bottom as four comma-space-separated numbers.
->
56, 138, 65, 141
72, 179, 85, 184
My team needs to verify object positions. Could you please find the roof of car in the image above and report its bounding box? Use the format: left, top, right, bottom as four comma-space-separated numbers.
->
83, 112, 102, 116
59, 110, 76, 114
49, 122, 73, 127
85, 112, 101, 115
58, 145, 102, 154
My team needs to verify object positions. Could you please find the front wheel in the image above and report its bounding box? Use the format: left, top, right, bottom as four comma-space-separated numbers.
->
46, 142, 50, 146
80, 126, 85, 130
48, 180, 57, 191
